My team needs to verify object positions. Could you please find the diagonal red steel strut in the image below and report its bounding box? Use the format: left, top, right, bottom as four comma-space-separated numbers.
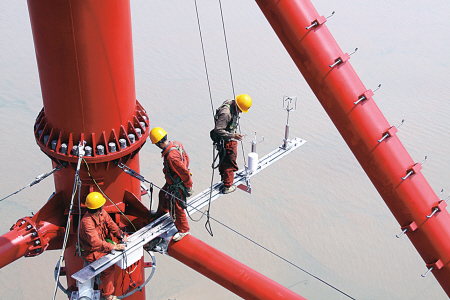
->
168, 235, 307, 300
253, 0, 450, 296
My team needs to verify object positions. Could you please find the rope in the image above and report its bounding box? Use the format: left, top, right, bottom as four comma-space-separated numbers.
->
77, 176, 82, 257
119, 166, 355, 300
84, 158, 137, 232
217, 0, 248, 174
117, 249, 157, 299
194, 0, 215, 119
0, 163, 64, 202
52, 158, 82, 300
204, 144, 218, 236
193, 0, 216, 236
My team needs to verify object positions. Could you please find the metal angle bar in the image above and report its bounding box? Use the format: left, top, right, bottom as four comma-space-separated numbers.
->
73, 138, 306, 283
187, 138, 306, 215
72, 214, 173, 283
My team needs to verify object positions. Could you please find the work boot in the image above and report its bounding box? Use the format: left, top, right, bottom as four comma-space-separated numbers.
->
144, 237, 164, 251
222, 185, 236, 194
172, 231, 190, 242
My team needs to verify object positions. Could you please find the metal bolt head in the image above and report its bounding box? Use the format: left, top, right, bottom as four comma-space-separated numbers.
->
108, 142, 117, 153
97, 145, 105, 155
85, 146, 92, 156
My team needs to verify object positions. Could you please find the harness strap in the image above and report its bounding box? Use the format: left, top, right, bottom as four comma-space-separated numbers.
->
214, 100, 238, 133
163, 143, 188, 204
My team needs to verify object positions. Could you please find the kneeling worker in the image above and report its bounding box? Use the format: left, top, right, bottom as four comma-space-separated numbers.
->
79, 191, 128, 300
150, 127, 194, 242
211, 94, 252, 194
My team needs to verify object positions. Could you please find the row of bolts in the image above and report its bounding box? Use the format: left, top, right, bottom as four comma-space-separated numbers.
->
36, 120, 147, 156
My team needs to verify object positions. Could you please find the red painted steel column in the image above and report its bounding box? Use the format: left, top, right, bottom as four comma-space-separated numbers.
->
255, 0, 450, 296
168, 235, 307, 300
25, 1, 148, 298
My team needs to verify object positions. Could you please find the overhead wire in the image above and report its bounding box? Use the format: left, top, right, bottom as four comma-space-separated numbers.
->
120, 166, 356, 300
193, 0, 216, 236
83, 158, 137, 232
217, 0, 248, 172
52, 157, 82, 300
0, 163, 64, 202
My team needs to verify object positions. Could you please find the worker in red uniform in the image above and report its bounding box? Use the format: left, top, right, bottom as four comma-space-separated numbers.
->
150, 127, 194, 241
79, 192, 127, 300
210, 94, 252, 194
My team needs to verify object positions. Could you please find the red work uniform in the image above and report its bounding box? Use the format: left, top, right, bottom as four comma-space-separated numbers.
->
212, 100, 240, 187
157, 141, 192, 233
79, 209, 123, 298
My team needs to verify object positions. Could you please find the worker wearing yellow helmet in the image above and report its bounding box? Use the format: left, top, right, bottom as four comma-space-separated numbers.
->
210, 94, 252, 194
149, 127, 194, 242
79, 192, 127, 300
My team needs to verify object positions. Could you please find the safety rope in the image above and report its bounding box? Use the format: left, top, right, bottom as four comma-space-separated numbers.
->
52, 151, 83, 300
194, 0, 215, 119
217, 0, 248, 173
117, 249, 157, 299
119, 165, 355, 300
0, 162, 64, 202
84, 158, 137, 232
193, 0, 216, 237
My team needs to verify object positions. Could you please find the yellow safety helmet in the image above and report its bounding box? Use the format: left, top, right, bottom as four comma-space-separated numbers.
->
150, 127, 167, 144
236, 94, 252, 113
85, 192, 106, 210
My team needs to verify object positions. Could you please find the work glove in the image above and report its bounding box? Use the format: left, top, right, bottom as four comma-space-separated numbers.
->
186, 187, 194, 198
179, 199, 187, 210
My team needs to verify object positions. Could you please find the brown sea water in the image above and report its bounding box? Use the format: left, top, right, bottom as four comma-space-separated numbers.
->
1, 1, 449, 299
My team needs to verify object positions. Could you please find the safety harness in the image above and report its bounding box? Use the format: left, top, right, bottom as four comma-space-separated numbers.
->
210, 100, 239, 143
163, 142, 189, 210
209, 100, 239, 168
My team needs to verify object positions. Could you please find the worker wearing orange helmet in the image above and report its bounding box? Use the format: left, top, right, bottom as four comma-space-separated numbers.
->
150, 127, 194, 242
79, 192, 128, 300
210, 94, 252, 194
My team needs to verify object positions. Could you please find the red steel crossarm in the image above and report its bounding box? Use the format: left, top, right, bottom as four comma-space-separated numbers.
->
168, 235, 307, 300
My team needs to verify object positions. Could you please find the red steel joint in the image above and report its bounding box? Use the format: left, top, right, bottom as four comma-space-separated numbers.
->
396, 221, 418, 238
426, 200, 448, 218
422, 260, 444, 277
305, 15, 327, 30
329, 48, 358, 68
377, 126, 398, 143
329, 53, 349, 68
354, 89, 374, 105
401, 158, 427, 180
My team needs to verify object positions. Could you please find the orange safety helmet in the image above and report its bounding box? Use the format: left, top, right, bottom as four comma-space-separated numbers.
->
236, 94, 252, 113
150, 127, 168, 144
85, 192, 106, 210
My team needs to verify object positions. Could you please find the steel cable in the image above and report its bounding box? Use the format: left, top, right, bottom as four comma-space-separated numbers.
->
0, 163, 64, 202
193, 0, 216, 235
120, 166, 356, 300
217, 0, 248, 173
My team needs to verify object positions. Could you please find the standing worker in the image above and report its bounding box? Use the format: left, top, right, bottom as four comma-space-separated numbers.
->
210, 94, 252, 194
79, 192, 128, 300
150, 127, 194, 242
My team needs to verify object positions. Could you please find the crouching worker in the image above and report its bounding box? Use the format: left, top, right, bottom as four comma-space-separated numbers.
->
150, 127, 194, 242
79, 192, 128, 300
